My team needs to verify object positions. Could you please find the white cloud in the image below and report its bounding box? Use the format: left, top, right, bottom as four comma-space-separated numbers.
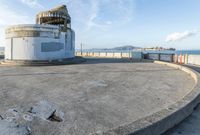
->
166, 31, 198, 42
0, 3, 33, 46
20, 0, 44, 9
66, 0, 135, 31
85, 0, 101, 30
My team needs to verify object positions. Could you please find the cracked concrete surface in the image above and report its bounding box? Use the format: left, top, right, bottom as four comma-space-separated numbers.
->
0, 59, 195, 135
0, 100, 64, 135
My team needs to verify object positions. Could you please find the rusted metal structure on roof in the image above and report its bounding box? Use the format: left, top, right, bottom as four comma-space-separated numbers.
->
36, 5, 71, 32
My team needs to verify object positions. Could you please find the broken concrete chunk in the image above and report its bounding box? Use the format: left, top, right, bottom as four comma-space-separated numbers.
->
4, 108, 20, 122
0, 100, 64, 135
0, 120, 31, 135
55, 110, 64, 121
2, 108, 34, 123
48, 110, 64, 122
0, 115, 3, 120
23, 114, 34, 122
30, 100, 57, 120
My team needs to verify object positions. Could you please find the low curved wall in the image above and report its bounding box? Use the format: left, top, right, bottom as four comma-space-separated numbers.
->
0, 57, 86, 66
92, 61, 200, 135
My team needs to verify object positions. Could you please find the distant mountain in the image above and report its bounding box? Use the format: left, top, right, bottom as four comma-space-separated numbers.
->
112, 45, 141, 51
87, 45, 141, 51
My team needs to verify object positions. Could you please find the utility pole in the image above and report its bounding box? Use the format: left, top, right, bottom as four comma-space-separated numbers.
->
80, 43, 83, 55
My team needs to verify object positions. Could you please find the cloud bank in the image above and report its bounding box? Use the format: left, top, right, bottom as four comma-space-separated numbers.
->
166, 31, 198, 42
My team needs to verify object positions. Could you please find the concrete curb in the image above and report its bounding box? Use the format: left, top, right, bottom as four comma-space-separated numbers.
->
92, 61, 200, 135
0, 57, 86, 66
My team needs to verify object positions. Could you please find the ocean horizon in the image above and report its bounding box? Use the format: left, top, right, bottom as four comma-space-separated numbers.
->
1, 47, 200, 55
76, 49, 200, 55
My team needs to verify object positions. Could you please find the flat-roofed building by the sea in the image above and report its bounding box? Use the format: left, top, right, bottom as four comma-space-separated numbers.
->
5, 5, 75, 61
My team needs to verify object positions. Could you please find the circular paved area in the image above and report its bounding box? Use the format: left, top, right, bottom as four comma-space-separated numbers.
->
0, 59, 195, 135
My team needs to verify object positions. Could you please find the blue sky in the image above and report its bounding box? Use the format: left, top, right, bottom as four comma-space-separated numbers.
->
0, 0, 200, 49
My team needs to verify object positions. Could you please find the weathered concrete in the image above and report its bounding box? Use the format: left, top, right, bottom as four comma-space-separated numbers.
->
164, 104, 200, 135
0, 120, 30, 135
0, 56, 86, 66
0, 59, 195, 135
163, 64, 200, 135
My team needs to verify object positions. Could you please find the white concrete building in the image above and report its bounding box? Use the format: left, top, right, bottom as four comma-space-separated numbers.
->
5, 5, 75, 62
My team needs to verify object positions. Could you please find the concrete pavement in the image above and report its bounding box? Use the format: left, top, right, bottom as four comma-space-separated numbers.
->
0, 59, 195, 135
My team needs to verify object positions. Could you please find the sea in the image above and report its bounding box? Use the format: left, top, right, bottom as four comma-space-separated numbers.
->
77, 49, 200, 55
0, 47, 200, 55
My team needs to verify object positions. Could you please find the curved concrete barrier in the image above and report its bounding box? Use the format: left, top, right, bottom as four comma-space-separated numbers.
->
92, 61, 200, 135
0, 57, 86, 66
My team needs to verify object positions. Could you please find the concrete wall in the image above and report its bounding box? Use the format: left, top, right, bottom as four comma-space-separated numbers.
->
145, 53, 200, 66
132, 52, 142, 59
5, 24, 75, 61
187, 55, 200, 65
148, 53, 160, 60
160, 54, 173, 62
172, 54, 198, 65
76, 51, 143, 59
146, 53, 175, 62
76, 51, 200, 65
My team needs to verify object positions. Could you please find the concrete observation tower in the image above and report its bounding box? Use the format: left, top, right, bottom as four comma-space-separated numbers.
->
5, 5, 75, 64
